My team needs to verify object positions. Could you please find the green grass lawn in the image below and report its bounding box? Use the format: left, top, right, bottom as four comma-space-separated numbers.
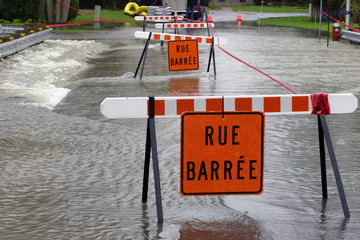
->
74, 10, 132, 22
257, 16, 330, 32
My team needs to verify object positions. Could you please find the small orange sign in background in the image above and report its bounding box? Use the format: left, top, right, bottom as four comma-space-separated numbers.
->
180, 112, 265, 196
168, 40, 199, 71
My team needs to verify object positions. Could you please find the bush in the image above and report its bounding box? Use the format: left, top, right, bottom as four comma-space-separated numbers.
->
351, 0, 360, 24
0, 0, 40, 22
0, 0, 78, 23
68, 0, 79, 21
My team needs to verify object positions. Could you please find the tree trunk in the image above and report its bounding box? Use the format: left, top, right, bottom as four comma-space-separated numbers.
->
38, 0, 46, 22
60, 0, 71, 23
46, 0, 54, 23
112, 0, 117, 10
55, 0, 62, 23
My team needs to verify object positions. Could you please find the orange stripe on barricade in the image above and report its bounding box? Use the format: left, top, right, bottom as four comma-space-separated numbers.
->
264, 97, 281, 113
292, 96, 309, 112
149, 100, 164, 116
235, 98, 252, 111
206, 98, 222, 112
177, 99, 195, 115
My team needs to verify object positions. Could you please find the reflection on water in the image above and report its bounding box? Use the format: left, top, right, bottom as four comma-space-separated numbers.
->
169, 78, 199, 95
179, 218, 262, 240
0, 21, 359, 239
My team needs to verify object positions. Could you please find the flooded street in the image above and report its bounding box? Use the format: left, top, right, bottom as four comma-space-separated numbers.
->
0, 20, 359, 239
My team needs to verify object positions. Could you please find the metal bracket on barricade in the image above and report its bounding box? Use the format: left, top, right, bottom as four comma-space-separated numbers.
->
134, 31, 223, 79
100, 93, 358, 221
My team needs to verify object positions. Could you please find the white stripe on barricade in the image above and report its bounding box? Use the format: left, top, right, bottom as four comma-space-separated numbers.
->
100, 93, 358, 119
134, 31, 225, 45
155, 23, 215, 29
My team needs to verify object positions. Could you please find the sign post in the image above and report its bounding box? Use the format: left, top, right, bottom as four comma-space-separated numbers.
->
180, 112, 265, 196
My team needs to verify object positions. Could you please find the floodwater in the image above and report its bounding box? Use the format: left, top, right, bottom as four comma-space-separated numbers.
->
0, 20, 359, 239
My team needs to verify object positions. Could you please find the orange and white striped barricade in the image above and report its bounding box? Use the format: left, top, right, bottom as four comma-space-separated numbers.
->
155, 22, 215, 37
101, 93, 357, 220
134, 31, 222, 44
134, 31, 224, 79
135, 15, 184, 31
155, 22, 215, 29
135, 15, 184, 22
101, 93, 357, 119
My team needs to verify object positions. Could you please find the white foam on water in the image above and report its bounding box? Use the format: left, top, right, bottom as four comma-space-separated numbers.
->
0, 39, 108, 109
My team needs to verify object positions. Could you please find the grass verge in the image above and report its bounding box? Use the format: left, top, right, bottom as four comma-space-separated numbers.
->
75, 10, 131, 22
257, 16, 330, 31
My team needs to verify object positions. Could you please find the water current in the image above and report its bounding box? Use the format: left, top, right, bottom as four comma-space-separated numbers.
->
0, 21, 359, 239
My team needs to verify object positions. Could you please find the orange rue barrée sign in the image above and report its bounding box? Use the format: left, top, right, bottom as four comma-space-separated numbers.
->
180, 112, 265, 196
168, 40, 199, 71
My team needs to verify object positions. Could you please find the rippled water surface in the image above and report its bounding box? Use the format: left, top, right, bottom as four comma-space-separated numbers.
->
0, 21, 359, 239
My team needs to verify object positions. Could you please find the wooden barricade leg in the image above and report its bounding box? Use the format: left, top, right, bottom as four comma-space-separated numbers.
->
206, 22, 210, 37
207, 37, 216, 75
212, 39, 216, 75
134, 32, 152, 80
319, 115, 350, 218
142, 118, 151, 203
141, 97, 164, 223
161, 23, 165, 48
317, 115, 328, 199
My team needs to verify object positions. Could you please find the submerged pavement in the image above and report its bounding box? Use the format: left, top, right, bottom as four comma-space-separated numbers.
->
211, 8, 308, 22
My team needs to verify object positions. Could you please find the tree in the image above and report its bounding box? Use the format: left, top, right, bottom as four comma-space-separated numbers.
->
38, 0, 46, 22
47, 0, 79, 23
60, 0, 71, 23
46, 0, 54, 23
